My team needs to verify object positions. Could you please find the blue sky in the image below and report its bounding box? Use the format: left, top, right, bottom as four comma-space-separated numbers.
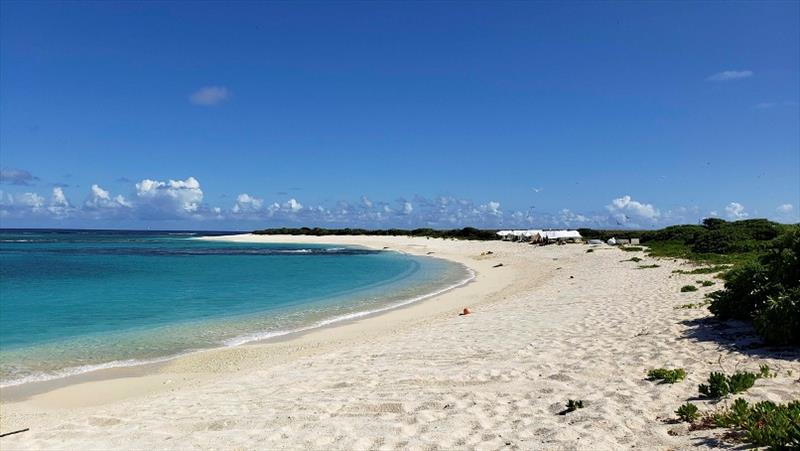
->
1, 1, 798, 230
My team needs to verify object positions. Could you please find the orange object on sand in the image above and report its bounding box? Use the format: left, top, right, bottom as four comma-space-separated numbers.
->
461, 307, 472, 315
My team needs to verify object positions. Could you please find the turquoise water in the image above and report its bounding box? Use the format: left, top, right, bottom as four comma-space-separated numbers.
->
0, 230, 471, 386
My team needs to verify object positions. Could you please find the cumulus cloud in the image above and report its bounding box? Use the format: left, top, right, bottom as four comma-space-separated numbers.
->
725, 202, 748, 219
189, 86, 230, 105
402, 201, 413, 215
482, 201, 501, 216
707, 70, 753, 82
0, 168, 38, 186
135, 177, 203, 217
48, 187, 72, 217
232, 193, 263, 214
84, 184, 131, 209
285, 198, 302, 212
606, 195, 660, 224
777, 203, 794, 214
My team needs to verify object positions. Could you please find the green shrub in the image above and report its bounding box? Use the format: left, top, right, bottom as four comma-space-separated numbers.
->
676, 403, 699, 423
699, 370, 762, 399
638, 264, 660, 269
697, 280, 715, 287
699, 372, 730, 398
753, 288, 800, 346
565, 399, 583, 412
681, 285, 698, 292
647, 368, 686, 384
621, 246, 644, 252
709, 228, 799, 345
713, 398, 800, 449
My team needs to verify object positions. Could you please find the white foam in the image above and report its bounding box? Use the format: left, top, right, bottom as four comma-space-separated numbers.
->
222, 265, 475, 346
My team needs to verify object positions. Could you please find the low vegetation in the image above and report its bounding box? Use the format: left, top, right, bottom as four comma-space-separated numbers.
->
713, 398, 800, 449
681, 285, 698, 292
672, 265, 730, 275
620, 246, 644, 252
638, 264, 660, 269
559, 399, 584, 415
621, 256, 642, 262
698, 368, 769, 399
697, 280, 715, 287
708, 229, 800, 346
675, 403, 699, 423
647, 368, 686, 384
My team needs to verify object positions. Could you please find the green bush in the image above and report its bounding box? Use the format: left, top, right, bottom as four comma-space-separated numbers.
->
699, 370, 762, 399
676, 403, 699, 423
620, 246, 644, 252
638, 264, 660, 269
709, 228, 799, 345
713, 398, 800, 449
753, 288, 800, 346
681, 285, 698, 292
697, 280, 715, 287
647, 368, 686, 384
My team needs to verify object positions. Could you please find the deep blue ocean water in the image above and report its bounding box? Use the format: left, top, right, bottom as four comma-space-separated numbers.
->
0, 229, 470, 385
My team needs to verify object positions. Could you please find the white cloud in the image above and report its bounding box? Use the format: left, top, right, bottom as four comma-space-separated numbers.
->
482, 201, 501, 216
285, 198, 302, 212
189, 86, 230, 106
725, 202, 748, 219
16, 192, 45, 209
85, 184, 131, 209
232, 193, 263, 214
48, 187, 72, 217
607, 195, 660, 223
777, 203, 794, 214
707, 70, 753, 82
402, 201, 413, 215
135, 177, 203, 215
361, 195, 373, 209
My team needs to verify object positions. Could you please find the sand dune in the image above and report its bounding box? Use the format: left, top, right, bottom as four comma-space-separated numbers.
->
2, 235, 798, 450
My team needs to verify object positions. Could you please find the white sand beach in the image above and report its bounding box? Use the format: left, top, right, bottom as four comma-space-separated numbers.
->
1, 235, 798, 450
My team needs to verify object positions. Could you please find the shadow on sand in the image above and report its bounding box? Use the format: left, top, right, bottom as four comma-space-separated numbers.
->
679, 316, 800, 361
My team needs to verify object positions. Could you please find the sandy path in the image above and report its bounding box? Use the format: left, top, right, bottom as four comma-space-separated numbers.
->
1, 235, 798, 450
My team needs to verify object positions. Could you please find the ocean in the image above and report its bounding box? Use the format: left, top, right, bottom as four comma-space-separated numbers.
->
0, 229, 471, 386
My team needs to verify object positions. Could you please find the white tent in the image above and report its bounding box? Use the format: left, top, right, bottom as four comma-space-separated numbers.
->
540, 230, 582, 241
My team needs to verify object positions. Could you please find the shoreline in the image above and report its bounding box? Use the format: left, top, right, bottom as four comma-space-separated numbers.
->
2, 235, 798, 449
0, 234, 518, 405
0, 238, 476, 390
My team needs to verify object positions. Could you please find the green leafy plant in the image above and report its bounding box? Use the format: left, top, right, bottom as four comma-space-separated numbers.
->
647, 368, 686, 384
675, 403, 699, 423
713, 398, 800, 449
697, 280, 715, 287
699, 370, 763, 399
620, 246, 644, 252
681, 285, 698, 292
